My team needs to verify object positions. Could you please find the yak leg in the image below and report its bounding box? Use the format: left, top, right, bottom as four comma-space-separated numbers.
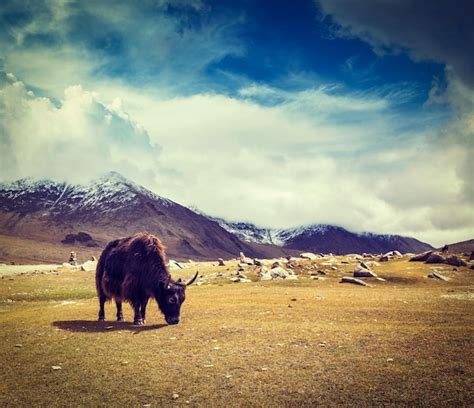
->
132, 301, 144, 326
140, 299, 149, 323
98, 294, 107, 321
116, 301, 124, 321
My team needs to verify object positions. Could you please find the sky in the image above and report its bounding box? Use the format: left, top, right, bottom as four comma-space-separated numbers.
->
0, 0, 473, 246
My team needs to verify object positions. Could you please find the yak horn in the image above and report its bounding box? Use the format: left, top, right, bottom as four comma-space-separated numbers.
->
186, 271, 199, 286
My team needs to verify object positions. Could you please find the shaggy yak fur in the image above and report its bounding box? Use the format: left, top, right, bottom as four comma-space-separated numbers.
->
96, 232, 198, 325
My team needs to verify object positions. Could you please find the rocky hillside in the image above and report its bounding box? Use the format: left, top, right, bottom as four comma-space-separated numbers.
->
0, 172, 293, 261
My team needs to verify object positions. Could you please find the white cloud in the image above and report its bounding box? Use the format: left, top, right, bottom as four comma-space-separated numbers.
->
0, 74, 160, 185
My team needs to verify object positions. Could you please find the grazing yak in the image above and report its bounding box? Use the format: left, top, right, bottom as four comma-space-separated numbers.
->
96, 232, 198, 325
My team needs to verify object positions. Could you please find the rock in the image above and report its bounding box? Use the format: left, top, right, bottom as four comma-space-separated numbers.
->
172, 394, 179, 400
427, 272, 449, 281
230, 277, 251, 283
300, 252, 319, 260
239, 252, 253, 265
425, 253, 446, 264
445, 255, 467, 267
253, 259, 262, 266
271, 261, 281, 269
340, 277, 371, 287
168, 260, 184, 270
359, 262, 371, 270
259, 266, 297, 281
383, 250, 402, 258
346, 254, 363, 260
80, 259, 97, 272
15, 344, 23, 348
469, 251, 474, 261
217, 258, 225, 266
51, 366, 62, 370
366, 261, 380, 268
410, 251, 433, 262
353, 264, 379, 279
379, 255, 389, 262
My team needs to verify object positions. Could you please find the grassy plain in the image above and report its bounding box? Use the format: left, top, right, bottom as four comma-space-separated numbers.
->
1, 257, 473, 406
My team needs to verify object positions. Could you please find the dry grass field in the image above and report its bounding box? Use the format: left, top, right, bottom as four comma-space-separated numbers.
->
1, 257, 473, 407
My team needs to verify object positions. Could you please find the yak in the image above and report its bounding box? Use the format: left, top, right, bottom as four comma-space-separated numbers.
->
96, 232, 198, 325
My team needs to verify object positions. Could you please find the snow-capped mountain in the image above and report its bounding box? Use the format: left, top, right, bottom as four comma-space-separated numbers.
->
193, 212, 433, 254
0, 172, 293, 262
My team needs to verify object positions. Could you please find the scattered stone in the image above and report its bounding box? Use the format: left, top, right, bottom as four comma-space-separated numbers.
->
253, 259, 262, 266
425, 253, 446, 264
353, 264, 384, 280
379, 255, 389, 262
230, 277, 251, 283
383, 250, 402, 258
300, 252, 319, 260
271, 261, 280, 269
225, 374, 232, 379
340, 277, 371, 287
330, 266, 337, 271
346, 254, 363, 260
445, 255, 467, 267
51, 366, 62, 370
172, 393, 179, 400
80, 259, 97, 272
239, 252, 253, 265
410, 251, 433, 262
428, 272, 449, 281
258, 265, 298, 281
386, 358, 394, 362
217, 258, 225, 266
15, 344, 23, 348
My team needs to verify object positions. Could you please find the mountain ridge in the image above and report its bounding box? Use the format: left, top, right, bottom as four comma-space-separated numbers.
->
0, 173, 433, 262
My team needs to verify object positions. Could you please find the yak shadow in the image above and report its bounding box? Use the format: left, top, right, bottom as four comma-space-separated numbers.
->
52, 320, 168, 334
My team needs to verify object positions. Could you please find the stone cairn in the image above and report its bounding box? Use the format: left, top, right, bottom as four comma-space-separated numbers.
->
68, 251, 77, 266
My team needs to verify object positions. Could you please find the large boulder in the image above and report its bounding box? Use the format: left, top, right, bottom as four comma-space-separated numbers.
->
410, 251, 433, 262
425, 253, 446, 264
445, 256, 467, 267
353, 264, 377, 278
239, 252, 253, 265
80, 259, 97, 272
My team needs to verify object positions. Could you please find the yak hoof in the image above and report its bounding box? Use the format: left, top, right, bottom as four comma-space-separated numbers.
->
133, 319, 144, 326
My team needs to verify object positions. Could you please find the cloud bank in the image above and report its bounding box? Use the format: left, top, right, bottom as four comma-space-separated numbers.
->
0, 71, 160, 185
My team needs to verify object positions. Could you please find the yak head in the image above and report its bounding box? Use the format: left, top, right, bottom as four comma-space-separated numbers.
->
156, 271, 198, 325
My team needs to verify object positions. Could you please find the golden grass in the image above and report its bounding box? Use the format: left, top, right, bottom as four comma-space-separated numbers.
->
1, 258, 473, 407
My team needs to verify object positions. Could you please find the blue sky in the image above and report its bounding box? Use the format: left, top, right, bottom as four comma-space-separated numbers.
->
0, 0, 472, 245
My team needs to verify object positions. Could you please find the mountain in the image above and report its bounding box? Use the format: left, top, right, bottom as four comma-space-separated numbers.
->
0, 172, 294, 263
200, 215, 433, 255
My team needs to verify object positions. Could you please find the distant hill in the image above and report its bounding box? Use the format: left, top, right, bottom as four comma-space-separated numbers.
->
439, 239, 474, 254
